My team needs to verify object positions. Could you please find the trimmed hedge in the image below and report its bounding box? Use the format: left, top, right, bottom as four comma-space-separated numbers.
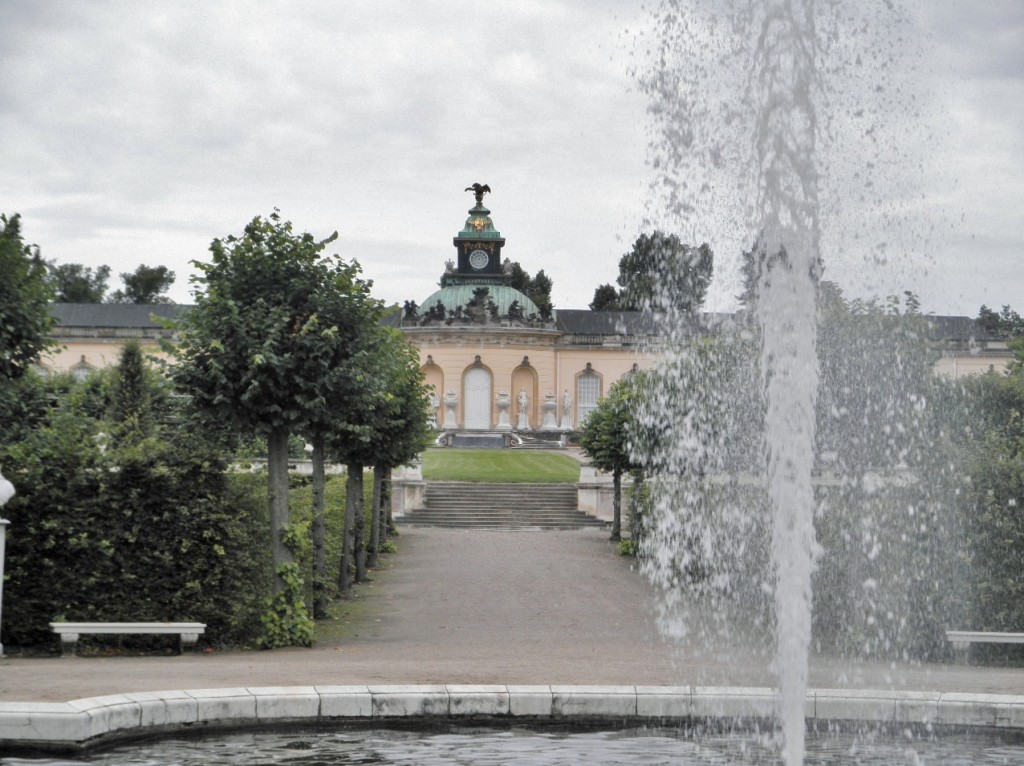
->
0, 384, 271, 651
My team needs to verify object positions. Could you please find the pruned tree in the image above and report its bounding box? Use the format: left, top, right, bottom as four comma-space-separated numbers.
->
578, 377, 645, 541
173, 211, 378, 611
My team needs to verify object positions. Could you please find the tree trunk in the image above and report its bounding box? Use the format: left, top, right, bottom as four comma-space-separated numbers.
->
338, 465, 356, 596
353, 468, 367, 582
630, 470, 644, 545
367, 464, 383, 568
310, 434, 327, 618
610, 467, 622, 541
267, 426, 293, 592
383, 467, 395, 538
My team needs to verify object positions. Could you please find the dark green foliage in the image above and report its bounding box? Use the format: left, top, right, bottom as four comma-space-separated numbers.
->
259, 523, 314, 648
608, 232, 713, 314
956, 369, 1024, 639
507, 261, 554, 317
634, 290, 966, 661
47, 262, 111, 303
109, 339, 153, 444
173, 210, 382, 617
589, 283, 620, 311
0, 365, 271, 651
579, 374, 650, 540
0, 213, 55, 380
110, 264, 176, 304
976, 304, 1024, 340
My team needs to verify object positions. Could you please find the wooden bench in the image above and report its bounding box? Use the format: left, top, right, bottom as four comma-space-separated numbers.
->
946, 630, 1024, 663
49, 622, 206, 657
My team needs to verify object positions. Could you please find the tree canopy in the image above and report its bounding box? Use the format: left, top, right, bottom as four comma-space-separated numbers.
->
507, 260, 554, 319
591, 232, 713, 313
0, 213, 55, 380
110, 264, 176, 304
173, 210, 382, 614
976, 304, 1024, 339
48, 262, 111, 303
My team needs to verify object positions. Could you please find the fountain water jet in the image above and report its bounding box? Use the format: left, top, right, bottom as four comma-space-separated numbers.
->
632, 1, 914, 764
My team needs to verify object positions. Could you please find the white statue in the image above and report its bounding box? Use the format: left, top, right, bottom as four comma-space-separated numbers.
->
561, 389, 573, 430
516, 388, 530, 430
0, 467, 14, 507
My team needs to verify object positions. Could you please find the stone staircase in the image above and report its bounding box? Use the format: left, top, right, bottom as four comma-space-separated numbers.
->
398, 482, 605, 530
510, 433, 566, 450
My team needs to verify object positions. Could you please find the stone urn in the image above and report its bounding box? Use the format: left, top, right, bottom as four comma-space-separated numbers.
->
496, 390, 512, 431
443, 389, 458, 430
541, 392, 558, 430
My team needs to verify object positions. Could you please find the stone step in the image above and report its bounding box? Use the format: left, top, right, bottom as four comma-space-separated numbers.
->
405, 481, 604, 529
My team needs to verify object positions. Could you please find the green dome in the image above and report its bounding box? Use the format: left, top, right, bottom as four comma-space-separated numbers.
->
420, 284, 539, 317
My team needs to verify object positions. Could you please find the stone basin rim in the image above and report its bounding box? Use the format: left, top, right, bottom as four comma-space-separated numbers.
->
2, 684, 1023, 754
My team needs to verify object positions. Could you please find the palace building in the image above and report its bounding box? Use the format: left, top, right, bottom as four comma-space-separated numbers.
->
41, 187, 1013, 430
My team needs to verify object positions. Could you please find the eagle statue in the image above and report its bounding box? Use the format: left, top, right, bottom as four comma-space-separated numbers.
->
465, 183, 491, 203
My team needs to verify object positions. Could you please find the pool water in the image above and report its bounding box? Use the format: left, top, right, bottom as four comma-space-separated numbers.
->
7, 727, 1024, 765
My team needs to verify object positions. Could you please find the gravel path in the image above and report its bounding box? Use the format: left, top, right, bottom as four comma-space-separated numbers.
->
2, 527, 1022, 702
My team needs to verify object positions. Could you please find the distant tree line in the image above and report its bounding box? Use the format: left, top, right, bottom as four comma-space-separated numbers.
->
47, 261, 176, 304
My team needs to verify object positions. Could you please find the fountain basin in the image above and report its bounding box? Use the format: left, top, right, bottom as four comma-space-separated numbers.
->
3, 684, 1024, 754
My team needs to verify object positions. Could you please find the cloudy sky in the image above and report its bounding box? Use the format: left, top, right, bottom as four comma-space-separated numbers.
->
1, 1, 1021, 317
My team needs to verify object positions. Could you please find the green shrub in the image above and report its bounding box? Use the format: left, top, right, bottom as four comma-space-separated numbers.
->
0, 377, 271, 650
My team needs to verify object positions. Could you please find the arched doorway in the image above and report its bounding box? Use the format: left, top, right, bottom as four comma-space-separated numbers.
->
463, 366, 492, 429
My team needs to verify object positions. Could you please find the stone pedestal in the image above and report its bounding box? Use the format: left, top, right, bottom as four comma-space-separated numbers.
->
443, 390, 458, 430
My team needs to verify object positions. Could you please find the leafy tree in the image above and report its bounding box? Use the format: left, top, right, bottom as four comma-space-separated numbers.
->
507, 261, 554, 318
589, 283, 620, 311
578, 377, 646, 540
48, 262, 111, 303
0, 213, 55, 380
319, 327, 429, 596
594, 232, 713, 314
173, 211, 379, 610
976, 304, 1024, 339
110, 264, 176, 304
362, 330, 432, 566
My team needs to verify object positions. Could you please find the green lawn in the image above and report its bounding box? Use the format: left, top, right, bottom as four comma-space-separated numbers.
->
422, 448, 581, 483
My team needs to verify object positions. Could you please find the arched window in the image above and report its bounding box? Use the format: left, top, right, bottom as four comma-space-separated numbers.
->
576, 365, 601, 423
70, 355, 95, 382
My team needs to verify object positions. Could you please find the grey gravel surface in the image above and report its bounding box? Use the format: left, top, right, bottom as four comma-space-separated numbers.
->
2, 527, 1022, 702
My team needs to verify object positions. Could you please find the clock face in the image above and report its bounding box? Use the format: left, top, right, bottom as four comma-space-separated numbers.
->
469, 249, 489, 270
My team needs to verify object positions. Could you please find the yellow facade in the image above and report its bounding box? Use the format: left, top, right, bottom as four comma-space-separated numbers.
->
405, 325, 656, 430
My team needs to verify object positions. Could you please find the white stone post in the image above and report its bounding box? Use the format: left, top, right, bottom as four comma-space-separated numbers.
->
0, 468, 14, 658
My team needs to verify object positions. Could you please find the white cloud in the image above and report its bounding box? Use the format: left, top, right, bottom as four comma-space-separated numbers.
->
0, 0, 1020, 316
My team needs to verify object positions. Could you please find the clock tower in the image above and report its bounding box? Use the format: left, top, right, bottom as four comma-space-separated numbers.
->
446, 183, 507, 285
